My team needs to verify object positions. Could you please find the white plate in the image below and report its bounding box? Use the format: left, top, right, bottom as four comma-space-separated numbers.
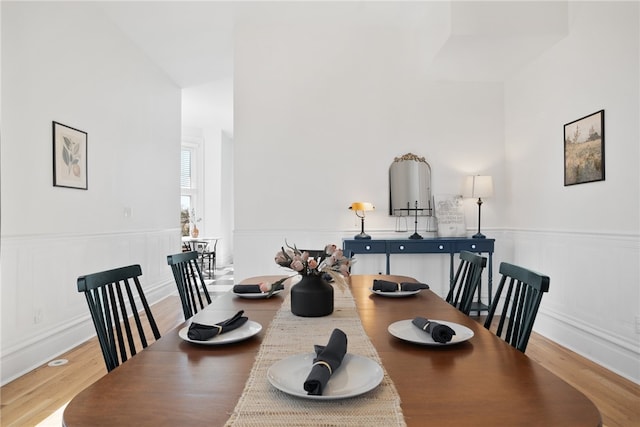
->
267, 353, 383, 400
370, 288, 421, 297
388, 319, 474, 346
179, 320, 262, 345
233, 289, 283, 299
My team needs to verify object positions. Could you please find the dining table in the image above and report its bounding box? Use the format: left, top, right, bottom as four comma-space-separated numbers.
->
62, 274, 602, 426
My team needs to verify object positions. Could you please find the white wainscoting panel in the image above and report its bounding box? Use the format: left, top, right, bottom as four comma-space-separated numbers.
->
497, 229, 640, 384
0, 230, 180, 385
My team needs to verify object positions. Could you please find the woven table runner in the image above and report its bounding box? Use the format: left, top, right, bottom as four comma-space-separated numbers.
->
224, 284, 407, 426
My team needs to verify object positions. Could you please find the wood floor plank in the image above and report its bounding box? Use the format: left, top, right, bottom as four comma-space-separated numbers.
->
524, 332, 640, 427
0, 296, 185, 427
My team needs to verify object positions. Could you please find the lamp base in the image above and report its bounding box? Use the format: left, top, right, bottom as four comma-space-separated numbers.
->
472, 232, 486, 239
354, 232, 371, 240
409, 232, 423, 240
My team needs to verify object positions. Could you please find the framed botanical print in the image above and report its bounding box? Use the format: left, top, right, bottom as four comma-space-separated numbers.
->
53, 121, 88, 189
564, 110, 605, 186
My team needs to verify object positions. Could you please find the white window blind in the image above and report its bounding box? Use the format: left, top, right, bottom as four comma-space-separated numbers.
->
181, 149, 192, 189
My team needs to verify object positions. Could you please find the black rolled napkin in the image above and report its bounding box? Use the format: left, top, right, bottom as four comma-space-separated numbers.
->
400, 282, 429, 291
412, 317, 456, 343
373, 279, 429, 292
187, 310, 248, 341
232, 283, 284, 294
373, 279, 400, 292
303, 328, 348, 395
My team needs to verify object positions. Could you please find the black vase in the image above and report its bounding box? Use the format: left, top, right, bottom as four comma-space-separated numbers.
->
290, 274, 334, 317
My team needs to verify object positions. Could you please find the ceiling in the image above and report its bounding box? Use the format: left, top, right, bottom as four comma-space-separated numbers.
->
97, 1, 569, 132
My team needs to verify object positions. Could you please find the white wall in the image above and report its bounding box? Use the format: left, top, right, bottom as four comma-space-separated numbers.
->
503, 1, 639, 382
233, 1, 639, 384
220, 130, 234, 266
0, 2, 182, 384
233, 7, 506, 284
202, 126, 224, 257
182, 80, 234, 266
180, 124, 232, 265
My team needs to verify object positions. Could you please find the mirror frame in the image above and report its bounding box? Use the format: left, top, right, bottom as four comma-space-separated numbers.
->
389, 153, 432, 217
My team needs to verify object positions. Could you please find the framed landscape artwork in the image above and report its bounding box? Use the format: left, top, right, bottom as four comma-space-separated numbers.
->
564, 110, 605, 186
53, 121, 88, 190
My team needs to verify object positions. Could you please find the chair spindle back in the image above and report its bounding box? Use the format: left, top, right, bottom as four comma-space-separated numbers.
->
484, 262, 550, 352
77, 264, 161, 372
167, 251, 212, 320
445, 250, 487, 315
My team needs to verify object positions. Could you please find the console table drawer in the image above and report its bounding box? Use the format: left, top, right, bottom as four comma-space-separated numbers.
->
388, 241, 451, 254
343, 237, 495, 309
344, 240, 387, 254
453, 240, 494, 253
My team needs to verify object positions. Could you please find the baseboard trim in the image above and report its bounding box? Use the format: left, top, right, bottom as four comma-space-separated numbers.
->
536, 304, 640, 385
0, 280, 175, 386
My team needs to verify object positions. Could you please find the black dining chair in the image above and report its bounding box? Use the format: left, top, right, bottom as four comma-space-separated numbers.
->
484, 262, 550, 353
167, 250, 212, 320
445, 250, 487, 316
198, 240, 217, 279
77, 264, 161, 372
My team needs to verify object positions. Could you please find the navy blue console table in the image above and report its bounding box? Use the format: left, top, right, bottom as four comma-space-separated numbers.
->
343, 237, 495, 312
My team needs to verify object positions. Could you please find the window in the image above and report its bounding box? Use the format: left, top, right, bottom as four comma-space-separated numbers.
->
181, 141, 200, 236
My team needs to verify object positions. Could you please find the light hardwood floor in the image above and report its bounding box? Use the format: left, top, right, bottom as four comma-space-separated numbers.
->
1, 296, 639, 426
0, 295, 185, 427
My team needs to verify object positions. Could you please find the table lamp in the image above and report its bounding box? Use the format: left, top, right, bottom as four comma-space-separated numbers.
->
349, 202, 375, 239
463, 175, 493, 239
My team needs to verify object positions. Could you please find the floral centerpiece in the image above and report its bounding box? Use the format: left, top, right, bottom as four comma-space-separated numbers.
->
261, 241, 355, 292
262, 242, 354, 314
275, 242, 352, 282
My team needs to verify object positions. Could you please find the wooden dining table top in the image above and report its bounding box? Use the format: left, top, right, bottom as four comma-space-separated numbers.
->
63, 274, 602, 427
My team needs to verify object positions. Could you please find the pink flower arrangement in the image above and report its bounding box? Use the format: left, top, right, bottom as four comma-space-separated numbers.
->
252, 242, 354, 298
269, 241, 355, 293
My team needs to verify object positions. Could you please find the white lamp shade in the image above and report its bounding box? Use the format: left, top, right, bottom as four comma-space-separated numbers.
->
463, 175, 494, 198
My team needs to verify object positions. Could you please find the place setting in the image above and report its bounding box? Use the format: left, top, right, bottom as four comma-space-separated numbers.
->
267, 328, 384, 400
388, 316, 474, 346
232, 281, 285, 299
369, 279, 429, 297
178, 310, 263, 345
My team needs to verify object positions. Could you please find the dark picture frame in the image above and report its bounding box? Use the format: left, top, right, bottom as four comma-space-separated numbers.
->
564, 110, 605, 186
53, 121, 88, 189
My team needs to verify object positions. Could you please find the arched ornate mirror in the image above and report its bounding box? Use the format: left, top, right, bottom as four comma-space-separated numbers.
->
389, 153, 432, 217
